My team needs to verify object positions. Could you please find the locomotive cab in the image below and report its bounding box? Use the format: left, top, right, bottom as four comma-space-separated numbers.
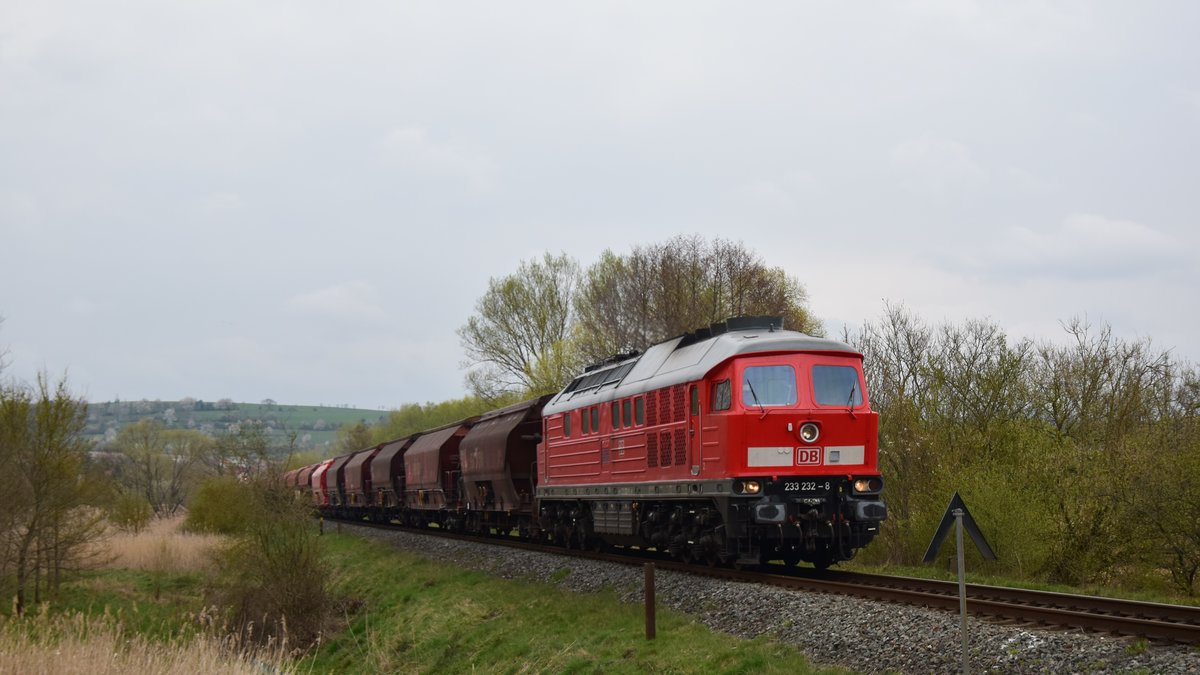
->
711, 352, 887, 566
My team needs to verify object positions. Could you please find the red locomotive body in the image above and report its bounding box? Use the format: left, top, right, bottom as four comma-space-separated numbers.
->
537, 317, 886, 567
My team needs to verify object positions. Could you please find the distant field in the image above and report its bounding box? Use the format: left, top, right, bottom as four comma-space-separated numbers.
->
84, 399, 390, 451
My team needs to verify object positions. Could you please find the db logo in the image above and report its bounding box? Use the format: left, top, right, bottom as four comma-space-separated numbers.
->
796, 447, 821, 466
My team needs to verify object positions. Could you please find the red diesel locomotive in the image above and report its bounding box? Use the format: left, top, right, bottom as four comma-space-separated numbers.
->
291, 316, 887, 569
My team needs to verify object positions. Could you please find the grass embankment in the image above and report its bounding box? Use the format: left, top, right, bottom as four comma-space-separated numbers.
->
3, 519, 849, 674
306, 533, 846, 674
0, 517, 289, 674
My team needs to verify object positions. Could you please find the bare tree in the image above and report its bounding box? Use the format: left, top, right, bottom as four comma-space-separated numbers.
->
116, 419, 206, 517
573, 236, 821, 363
198, 421, 271, 477
458, 252, 581, 398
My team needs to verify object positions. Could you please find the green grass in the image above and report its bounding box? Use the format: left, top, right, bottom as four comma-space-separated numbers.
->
11, 568, 209, 641
304, 534, 849, 674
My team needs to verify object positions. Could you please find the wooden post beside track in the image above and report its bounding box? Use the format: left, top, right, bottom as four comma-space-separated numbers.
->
644, 563, 656, 640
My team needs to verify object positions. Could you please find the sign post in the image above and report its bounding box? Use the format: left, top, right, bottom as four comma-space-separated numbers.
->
924, 493, 996, 675
954, 508, 968, 675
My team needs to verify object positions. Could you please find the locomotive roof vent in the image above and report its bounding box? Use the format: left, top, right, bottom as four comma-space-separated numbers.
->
723, 315, 784, 332
582, 350, 641, 373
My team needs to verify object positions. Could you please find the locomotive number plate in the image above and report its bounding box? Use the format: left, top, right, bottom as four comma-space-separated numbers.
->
781, 480, 831, 494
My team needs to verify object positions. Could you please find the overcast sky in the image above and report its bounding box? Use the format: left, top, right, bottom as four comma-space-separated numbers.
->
2, 1, 1197, 409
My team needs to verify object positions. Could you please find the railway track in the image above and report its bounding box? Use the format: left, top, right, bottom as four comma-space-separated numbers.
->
335, 518, 1200, 645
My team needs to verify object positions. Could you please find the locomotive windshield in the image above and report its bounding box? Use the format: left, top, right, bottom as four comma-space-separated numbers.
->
813, 365, 864, 406
742, 365, 797, 407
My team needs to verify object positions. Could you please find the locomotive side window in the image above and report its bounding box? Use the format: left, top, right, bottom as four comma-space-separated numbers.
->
712, 379, 731, 411
611, 402, 619, 429
635, 397, 645, 425
622, 399, 632, 427
581, 408, 589, 434
563, 413, 571, 437
813, 365, 864, 406
690, 387, 700, 415
591, 407, 599, 432
742, 365, 797, 407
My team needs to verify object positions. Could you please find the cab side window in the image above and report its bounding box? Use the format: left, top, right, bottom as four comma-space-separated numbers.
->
712, 379, 731, 411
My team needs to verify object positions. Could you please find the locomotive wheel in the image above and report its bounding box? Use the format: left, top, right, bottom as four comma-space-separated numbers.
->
782, 549, 802, 567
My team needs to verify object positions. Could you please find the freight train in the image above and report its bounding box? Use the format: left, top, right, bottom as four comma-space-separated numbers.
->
286, 316, 887, 569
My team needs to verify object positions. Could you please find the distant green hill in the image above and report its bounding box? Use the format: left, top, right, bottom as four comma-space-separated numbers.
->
84, 399, 387, 452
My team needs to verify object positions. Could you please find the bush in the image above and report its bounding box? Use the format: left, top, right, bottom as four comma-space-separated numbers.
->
184, 476, 256, 535
205, 479, 329, 647
107, 490, 153, 533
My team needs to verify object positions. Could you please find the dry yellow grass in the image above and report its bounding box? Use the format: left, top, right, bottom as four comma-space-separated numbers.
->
0, 609, 292, 675
102, 516, 224, 573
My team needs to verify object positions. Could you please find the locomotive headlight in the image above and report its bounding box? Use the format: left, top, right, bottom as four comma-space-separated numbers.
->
852, 477, 883, 494
733, 480, 762, 495
799, 422, 820, 444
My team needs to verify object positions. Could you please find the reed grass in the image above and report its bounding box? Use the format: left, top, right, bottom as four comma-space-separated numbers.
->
0, 607, 293, 675
102, 515, 222, 574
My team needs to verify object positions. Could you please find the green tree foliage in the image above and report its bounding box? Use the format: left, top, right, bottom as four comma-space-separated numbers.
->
573, 236, 821, 363
334, 420, 374, 456
106, 488, 153, 533
0, 373, 105, 614
850, 306, 1200, 595
185, 475, 257, 535
458, 252, 581, 400
369, 395, 516, 445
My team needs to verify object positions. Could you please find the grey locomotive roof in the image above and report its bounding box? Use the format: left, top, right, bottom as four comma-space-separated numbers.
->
543, 327, 859, 415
